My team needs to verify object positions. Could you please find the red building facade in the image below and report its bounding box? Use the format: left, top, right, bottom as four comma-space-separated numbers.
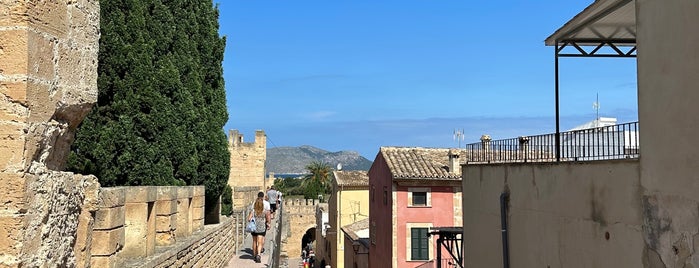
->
369, 147, 464, 268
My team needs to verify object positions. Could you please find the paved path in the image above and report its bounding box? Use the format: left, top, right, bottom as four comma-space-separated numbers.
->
225, 215, 279, 268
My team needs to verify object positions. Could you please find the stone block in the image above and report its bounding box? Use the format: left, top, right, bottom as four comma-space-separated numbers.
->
192, 186, 205, 198
122, 201, 155, 257
27, 30, 55, 81
177, 187, 193, 199
0, 29, 28, 75
193, 219, 204, 231
156, 186, 177, 201
191, 196, 204, 208
90, 227, 124, 256
94, 206, 124, 230
0, 215, 23, 256
90, 254, 121, 268
99, 187, 126, 208
0, 173, 28, 213
25, 82, 53, 123
55, 42, 82, 89
192, 207, 204, 220
155, 231, 175, 247
124, 186, 157, 203
155, 199, 176, 216
155, 214, 174, 232
0, 82, 29, 119
28, 0, 68, 38
0, 0, 26, 26
175, 198, 191, 238
0, 122, 26, 171
66, 3, 99, 51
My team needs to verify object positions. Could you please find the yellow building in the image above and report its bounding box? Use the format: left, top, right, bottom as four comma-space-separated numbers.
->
326, 170, 369, 268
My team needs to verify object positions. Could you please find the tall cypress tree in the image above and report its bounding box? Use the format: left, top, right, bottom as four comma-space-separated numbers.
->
68, 0, 230, 213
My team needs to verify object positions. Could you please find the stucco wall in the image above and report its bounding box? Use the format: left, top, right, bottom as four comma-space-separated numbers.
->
462, 160, 643, 268
396, 185, 456, 268
330, 187, 369, 268
368, 153, 392, 268
637, 0, 699, 267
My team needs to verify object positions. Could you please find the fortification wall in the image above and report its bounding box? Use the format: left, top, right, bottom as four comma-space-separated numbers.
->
232, 186, 260, 210
0, 1, 100, 267
282, 199, 321, 260
228, 130, 267, 189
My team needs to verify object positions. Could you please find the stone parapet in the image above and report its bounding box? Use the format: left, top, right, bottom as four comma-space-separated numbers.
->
88, 185, 207, 267
123, 217, 236, 268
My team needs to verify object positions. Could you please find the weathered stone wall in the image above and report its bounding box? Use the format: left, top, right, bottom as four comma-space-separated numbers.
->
637, 1, 699, 267
0, 1, 100, 267
232, 186, 261, 210
91, 186, 205, 268
228, 129, 266, 189
282, 199, 320, 261
124, 217, 235, 268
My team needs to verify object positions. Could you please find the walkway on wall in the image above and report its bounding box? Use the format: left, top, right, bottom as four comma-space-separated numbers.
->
225, 213, 280, 268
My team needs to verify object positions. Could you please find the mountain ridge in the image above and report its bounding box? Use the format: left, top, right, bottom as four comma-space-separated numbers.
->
266, 145, 373, 174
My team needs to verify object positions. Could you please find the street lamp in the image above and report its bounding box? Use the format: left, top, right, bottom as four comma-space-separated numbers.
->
352, 241, 368, 255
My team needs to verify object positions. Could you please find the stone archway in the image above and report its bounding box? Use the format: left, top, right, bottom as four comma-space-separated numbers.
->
301, 227, 316, 254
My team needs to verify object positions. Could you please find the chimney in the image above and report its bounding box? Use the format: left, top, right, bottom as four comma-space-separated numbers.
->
448, 149, 461, 174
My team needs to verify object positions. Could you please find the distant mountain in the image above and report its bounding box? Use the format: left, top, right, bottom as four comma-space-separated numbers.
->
266, 145, 372, 175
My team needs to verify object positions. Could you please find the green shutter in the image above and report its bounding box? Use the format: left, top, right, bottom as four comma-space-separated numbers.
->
411, 228, 429, 260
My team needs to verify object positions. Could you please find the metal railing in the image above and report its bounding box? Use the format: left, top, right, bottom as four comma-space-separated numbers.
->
465, 121, 639, 163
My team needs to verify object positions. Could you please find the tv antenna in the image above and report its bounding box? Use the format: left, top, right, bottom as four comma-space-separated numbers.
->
592, 93, 600, 121
453, 129, 464, 148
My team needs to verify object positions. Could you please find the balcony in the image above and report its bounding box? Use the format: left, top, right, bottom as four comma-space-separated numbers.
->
465, 121, 639, 164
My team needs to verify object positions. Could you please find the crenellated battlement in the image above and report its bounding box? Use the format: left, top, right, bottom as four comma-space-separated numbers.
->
283, 199, 322, 215
227, 129, 266, 189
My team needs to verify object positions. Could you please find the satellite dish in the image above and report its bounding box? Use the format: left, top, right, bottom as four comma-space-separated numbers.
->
336, 163, 342, 171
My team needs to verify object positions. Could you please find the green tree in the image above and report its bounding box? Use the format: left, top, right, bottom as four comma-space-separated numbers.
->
67, 0, 229, 216
302, 161, 332, 200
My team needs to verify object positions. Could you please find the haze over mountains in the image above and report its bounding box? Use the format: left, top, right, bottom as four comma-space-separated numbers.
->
266, 145, 372, 175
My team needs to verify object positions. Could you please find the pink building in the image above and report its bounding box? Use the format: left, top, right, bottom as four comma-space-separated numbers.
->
369, 147, 464, 268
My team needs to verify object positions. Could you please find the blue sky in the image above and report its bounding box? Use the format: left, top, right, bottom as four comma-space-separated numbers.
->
215, 0, 638, 159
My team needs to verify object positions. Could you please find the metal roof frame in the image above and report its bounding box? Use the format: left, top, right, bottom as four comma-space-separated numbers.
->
547, 0, 637, 161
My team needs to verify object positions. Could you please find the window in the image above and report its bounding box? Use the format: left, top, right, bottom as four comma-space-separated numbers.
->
408, 188, 431, 207
383, 186, 388, 205
410, 228, 429, 260
412, 192, 427, 206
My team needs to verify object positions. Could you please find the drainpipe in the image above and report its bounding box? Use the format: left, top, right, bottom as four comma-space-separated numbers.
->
500, 192, 510, 268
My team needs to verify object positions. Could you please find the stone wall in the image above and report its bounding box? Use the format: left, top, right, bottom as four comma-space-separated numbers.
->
0, 1, 100, 267
232, 186, 261, 210
228, 129, 266, 189
282, 199, 321, 261
124, 217, 235, 268
91, 186, 205, 268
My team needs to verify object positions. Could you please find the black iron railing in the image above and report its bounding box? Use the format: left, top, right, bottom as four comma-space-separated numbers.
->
465, 121, 639, 163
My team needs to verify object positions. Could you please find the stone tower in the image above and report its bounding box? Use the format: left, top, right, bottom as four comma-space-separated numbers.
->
227, 129, 266, 190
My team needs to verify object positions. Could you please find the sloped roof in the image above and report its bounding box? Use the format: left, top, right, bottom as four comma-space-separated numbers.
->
545, 0, 635, 46
333, 170, 369, 187
380, 147, 466, 180
341, 218, 370, 241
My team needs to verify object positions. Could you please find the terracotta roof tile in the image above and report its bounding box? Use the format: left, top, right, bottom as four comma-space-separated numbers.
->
380, 146, 467, 180
333, 170, 369, 187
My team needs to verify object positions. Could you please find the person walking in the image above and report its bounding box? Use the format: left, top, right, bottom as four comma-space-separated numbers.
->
248, 192, 271, 263
266, 186, 279, 218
